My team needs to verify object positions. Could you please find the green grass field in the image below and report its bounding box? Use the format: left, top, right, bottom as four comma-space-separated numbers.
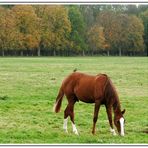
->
0, 57, 147, 144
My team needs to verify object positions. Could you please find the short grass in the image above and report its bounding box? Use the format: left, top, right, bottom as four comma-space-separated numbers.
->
0, 57, 147, 144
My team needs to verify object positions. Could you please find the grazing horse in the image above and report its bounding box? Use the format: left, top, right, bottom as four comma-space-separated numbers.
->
53, 72, 126, 136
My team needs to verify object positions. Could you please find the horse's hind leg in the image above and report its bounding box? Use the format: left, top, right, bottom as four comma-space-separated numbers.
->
105, 105, 116, 136
64, 96, 78, 135
63, 104, 69, 133
63, 113, 68, 133
69, 100, 79, 135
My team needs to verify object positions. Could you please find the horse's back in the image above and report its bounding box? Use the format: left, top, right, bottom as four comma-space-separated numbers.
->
62, 72, 108, 103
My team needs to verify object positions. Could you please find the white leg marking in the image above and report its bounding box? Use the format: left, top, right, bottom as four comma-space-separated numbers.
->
72, 123, 79, 135
110, 128, 117, 136
53, 103, 57, 112
63, 118, 68, 133
120, 117, 125, 136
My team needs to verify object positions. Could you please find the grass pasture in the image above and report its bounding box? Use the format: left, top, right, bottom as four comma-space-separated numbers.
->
0, 57, 147, 144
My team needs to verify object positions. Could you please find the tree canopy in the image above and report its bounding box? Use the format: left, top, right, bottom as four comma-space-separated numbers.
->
0, 4, 147, 56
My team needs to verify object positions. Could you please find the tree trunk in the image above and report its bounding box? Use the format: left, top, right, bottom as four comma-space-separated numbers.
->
91, 50, 94, 56
21, 51, 23, 56
82, 50, 85, 56
37, 47, 40, 57
107, 50, 110, 56
2, 50, 4, 56
119, 48, 122, 56
53, 50, 56, 56
14, 51, 16, 56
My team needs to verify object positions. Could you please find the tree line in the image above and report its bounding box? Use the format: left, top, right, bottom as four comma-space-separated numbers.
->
0, 5, 148, 56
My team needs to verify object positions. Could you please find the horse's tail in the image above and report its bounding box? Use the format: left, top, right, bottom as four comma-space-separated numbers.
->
53, 86, 64, 113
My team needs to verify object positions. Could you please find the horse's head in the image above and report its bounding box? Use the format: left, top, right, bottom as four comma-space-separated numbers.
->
114, 109, 126, 136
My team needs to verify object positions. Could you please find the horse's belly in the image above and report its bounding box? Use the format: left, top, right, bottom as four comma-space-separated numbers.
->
73, 78, 96, 103
74, 89, 95, 103
79, 97, 95, 103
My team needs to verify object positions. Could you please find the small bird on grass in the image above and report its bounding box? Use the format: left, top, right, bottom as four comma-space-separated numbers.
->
73, 68, 77, 72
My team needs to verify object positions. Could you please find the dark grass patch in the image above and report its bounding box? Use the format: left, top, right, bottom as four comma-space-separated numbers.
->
142, 130, 148, 134
0, 95, 9, 101
142, 128, 148, 134
50, 77, 56, 80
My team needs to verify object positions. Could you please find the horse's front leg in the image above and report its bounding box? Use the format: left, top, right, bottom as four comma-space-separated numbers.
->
105, 105, 117, 136
92, 100, 101, 135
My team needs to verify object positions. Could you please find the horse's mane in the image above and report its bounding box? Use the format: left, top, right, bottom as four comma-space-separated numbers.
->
103, 75, 121, 111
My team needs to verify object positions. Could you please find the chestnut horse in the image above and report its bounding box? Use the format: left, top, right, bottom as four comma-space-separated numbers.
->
53, 72, 126, 136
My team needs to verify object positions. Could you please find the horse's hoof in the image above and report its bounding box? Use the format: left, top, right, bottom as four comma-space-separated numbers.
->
74, 132, 79, 135
73, 130, 79, 135
113, 132, 117, 136
110, 128, 117, 136
63, 129, 68, 133
120, 133, 125, 136
92, 131, 95, 135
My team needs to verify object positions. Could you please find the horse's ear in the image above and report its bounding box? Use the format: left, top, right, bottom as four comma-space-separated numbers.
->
121, 109, 126, 114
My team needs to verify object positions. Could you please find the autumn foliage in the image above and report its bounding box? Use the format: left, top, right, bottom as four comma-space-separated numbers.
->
0, 5, 147, 56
